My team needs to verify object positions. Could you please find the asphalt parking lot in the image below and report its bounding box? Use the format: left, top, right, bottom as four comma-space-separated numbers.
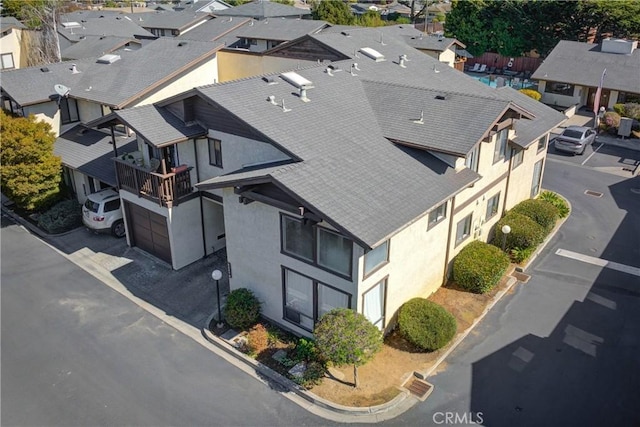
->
547, 138, 640, 177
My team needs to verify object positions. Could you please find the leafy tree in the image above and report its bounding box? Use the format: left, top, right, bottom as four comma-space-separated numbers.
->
311, 0, 355, 25
0, 111, 61, 211
314, 308, 382, 388
356, 10, 385, 27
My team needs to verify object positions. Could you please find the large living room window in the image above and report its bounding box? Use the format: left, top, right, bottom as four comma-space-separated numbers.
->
281, 214, 353, 278
60, 97, 79, 124
283, 268, 351, 331
545, 81, 574, 96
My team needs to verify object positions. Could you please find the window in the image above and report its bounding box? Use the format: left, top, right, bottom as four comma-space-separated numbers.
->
465, 144, 479, 172
545, 81, 574, 96
511, 147, 524, 169
363, 279, 386, 330
428, 202, 447, 228
281, 214, 353, 278
363, 240, 389, 277
104, 199, 121, 212
283, 268, 351, 330
1, 53, 15, 70
208, 138, 222, 167
531, 159, 544, 197
486, 192, 500, 220
537, 135, 547, 153
60, 97, 79, 124
455, 214, 472, 245
493, 129, 508, 163
317, 228, 352, 276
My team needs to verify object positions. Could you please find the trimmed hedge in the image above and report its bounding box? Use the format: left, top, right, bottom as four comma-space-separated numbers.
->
223, 288, 261, 330
398, 298, 457, 351
453, 240, 510, 294
494, 212, 545, 252
37, 199, 82, 234
510, 199, 559, 233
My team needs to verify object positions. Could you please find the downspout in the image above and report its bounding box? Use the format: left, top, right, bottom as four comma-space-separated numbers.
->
194, 138, 208, 258
110, 125, 118, 157
442, 196, 456, 285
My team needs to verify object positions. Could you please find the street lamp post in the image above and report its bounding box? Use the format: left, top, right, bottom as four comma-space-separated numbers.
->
501, 225, 511, 252
211, 269, 224, 329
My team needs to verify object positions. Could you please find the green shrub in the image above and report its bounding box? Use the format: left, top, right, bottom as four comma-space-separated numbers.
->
538, 191, 570, 218
510, 198, 559, 234
296, 361, 326, 388
519, 89, 542, 101
294, 338, 319, 363
494, 212, 545, 252
623, 103, 640, 120
398, 298, 457, 351
453, 240, 510, 294
37, 199, 82, 234
613, 103, 625, 116
510, 246, 536, 264
223, 288, 261, 330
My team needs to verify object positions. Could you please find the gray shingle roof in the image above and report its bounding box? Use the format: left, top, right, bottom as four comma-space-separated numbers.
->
125, 11, 212, 31
58, 15, 155, 42
60, 36, 141, 60
196, 64, 479, 247
532, 40, 640, 94
54, 126, 137, 186
102, 104, 206, 147
232, 18, 327, 42
212, 1, 310, 18
176, 16, 252, 42
401, 34, 461, 52
0, 17, 27, 32
0, 38, 221, 108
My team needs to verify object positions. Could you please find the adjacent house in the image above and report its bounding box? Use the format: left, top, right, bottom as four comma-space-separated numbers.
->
0, 38, 224, 205
0, 17, 26, 70
211, 0, 311, 20
88, 27, 565, 336
532, 39, 640, 111
125, 11, 213, 38
401, 32, 469, 70
61, 36, 143, 61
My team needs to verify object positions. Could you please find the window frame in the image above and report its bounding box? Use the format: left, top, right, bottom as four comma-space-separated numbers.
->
362, 277, 387, 330
465, 144, 479, 172
428, 201, 447, 229
493, 129, 508, 164
363, 240, 390, 279
59, 96, 80, 124
485, 192, 500, 220
280, 213, 353, 280
531, 159, 544, 197
282, 266, 352, 332
455, 213, 473, 246
1, 52, 15, 70
545, 81, 575, 96
537, 134, 548, 153
511, 146, 524, 169
208, 138, 222, 168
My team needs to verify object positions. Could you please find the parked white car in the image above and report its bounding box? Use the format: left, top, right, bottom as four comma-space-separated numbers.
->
82, 188, 125, 237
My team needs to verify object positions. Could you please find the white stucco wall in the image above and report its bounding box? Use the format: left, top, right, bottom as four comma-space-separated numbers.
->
538, 80, 583, 108
77, 98, 103, 124
505, 136, 548, 209
438, 48, 456, 68
202, 196, 226, 254
0, 28, 22, 69
23, 101, 60, 136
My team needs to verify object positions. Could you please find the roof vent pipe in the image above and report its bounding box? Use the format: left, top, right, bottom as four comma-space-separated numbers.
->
353, 63, 360, 71
71, 64, 81, 74
267, 95, 277, 105
326, 67, 333, 76
298, 87, 309, 102
350, 64, 358, 76
399, 54, 407, 68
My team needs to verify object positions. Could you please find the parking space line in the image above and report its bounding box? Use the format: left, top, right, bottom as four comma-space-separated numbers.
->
556, 248, 640, 277
581, 142, 603, 166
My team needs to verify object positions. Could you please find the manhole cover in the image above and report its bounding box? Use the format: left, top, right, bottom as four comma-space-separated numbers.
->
512, 271, 531, 283
584, 190, 603, 198
404, 376, 434, 401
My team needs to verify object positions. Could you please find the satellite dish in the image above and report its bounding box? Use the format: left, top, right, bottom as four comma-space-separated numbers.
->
54, 84, 70, 97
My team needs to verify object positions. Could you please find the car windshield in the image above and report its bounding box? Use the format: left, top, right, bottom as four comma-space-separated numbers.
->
562, 129, 585, 139
84, 199, 100, 213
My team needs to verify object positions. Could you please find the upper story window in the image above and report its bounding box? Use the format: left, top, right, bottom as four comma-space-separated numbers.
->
281, 214, 353, 279
545, 81, 574, 96
465, 144, 479, 172
511, 146, 524, 169
60, 97, 79, 124
493, 128, 508, 164
1, 53, 15, 70
208, 138, 222, 167
363, 240, 389, 278
428, 202, 447, 229
455, 213, 472, 246
537, 135, 547, 153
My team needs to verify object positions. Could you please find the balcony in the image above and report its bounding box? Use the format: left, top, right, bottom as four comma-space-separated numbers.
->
114, 157, 193, 208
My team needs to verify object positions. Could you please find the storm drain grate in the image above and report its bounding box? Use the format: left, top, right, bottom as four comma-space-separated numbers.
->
404, 377, 434, 401
512, 271, 531, 283
585, 190, 603, 198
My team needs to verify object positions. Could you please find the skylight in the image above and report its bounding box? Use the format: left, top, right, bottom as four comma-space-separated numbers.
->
359, 47, 385, 62
280, 71, 314, 89
61, 22, 81, 29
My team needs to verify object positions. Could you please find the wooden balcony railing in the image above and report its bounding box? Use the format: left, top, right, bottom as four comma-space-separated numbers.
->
114, 158, 193, 208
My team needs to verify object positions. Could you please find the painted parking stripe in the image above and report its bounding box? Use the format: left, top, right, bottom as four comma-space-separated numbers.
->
581, 142, 603, 166
556, 249, 640, 277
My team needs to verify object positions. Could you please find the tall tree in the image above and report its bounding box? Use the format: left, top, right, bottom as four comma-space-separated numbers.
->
311, 0, 355, 25
0, 111, 62, 211
314, 308, 382, 389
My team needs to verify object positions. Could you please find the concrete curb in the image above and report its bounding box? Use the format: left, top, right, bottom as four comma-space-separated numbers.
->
201, 314, 416, 421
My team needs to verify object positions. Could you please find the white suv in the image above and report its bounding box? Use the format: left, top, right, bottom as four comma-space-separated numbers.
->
82, 188, 126, 237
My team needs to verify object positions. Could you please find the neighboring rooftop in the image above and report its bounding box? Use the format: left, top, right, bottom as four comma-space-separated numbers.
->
532, 39, 640, 94
233, 18, 328, 42
60, 36, 142, 60
125, 10, 212, 32
175, 16, 251, 43
58, 14, 156, 42
0, 16, 27, 34
212, 0, 310, 19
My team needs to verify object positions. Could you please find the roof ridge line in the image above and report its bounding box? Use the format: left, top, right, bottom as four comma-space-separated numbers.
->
361, 79, 508, 102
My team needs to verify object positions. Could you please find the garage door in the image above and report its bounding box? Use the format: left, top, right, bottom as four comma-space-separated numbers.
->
125, 202, 172, 265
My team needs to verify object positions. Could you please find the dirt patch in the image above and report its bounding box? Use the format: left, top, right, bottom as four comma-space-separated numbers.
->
309, 266, 517, 407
